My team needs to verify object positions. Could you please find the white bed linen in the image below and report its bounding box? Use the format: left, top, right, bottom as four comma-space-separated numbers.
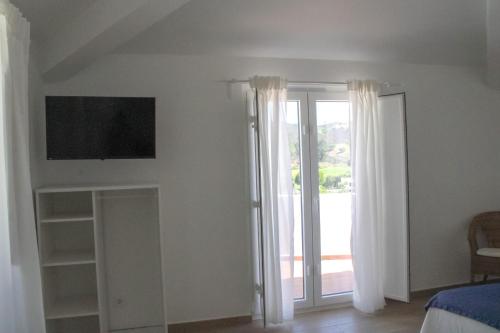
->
421, 308, 499, 333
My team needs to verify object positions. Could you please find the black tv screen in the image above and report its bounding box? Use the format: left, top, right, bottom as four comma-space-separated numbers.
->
46, 96, 155, 160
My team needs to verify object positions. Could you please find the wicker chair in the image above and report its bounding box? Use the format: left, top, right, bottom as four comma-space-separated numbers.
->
469, 212, 500, 282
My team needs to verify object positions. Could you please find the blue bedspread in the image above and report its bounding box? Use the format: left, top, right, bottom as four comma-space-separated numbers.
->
425, 283, 500, 330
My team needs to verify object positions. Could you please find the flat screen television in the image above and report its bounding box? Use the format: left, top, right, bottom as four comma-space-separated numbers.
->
46, 96, 155, 160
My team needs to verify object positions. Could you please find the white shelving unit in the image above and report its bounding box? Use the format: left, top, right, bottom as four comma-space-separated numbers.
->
45, 295, 99, 320
41, 215, 95, 223
43, 249, 96, 267
36, 185, 166, 333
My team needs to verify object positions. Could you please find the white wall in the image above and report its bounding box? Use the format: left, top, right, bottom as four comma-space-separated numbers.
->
32, 54, 500, 323
29, 43, 44, 188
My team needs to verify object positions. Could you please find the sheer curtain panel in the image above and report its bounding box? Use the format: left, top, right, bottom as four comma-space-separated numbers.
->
349, 80, 386, 313
249, 76, 295, 324
0, 1, 45, 332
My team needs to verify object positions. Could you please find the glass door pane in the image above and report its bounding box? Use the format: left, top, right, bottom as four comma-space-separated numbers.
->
286, 100, 305, 300
312, 98, 354, 299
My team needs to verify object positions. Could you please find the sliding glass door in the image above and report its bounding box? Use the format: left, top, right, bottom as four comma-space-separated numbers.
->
287, 91, 353, 309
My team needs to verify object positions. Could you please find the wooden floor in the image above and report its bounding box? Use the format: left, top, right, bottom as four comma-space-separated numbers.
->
177, 296, 428, 333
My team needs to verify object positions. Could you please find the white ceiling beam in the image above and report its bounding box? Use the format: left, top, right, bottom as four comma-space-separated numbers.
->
486, 0, 500, 89
41, 0, 191, 81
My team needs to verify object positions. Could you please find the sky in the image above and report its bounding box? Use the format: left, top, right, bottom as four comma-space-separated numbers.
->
286, 101, 349, 125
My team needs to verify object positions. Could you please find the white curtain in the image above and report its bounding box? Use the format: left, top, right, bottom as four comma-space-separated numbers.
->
349, 80, 386, 313
249, 76, 295, 324
0, 2, 46, 333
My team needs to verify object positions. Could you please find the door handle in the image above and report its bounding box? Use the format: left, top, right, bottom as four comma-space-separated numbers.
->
302, 124, 308, 136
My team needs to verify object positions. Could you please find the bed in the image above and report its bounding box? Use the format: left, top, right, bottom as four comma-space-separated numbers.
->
421, 283, 500, 333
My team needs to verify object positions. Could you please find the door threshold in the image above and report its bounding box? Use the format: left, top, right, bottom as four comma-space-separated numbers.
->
295, 300, 353, 315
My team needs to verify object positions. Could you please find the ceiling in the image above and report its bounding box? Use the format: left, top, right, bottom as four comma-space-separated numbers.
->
117, 0, 486, 66
12, 0, 487, 67
11, 0, 98, 41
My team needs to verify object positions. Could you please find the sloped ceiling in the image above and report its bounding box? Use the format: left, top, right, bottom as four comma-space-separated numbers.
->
117, 0, 486, 67
13, 0, 498, 83
11, 0, 98, 42
13, 0, 192, 81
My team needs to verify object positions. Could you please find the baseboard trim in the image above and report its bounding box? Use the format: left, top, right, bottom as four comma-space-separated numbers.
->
410, 278, 500, 299
168, 315, 252, 332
